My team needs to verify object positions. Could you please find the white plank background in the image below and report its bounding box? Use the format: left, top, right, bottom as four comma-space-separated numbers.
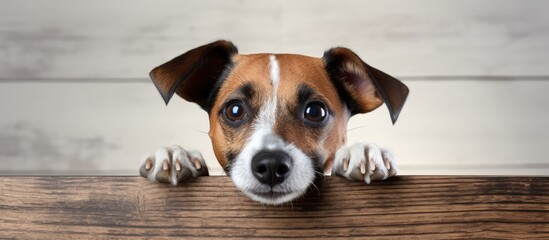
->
1, 0, 548, 78
0, 0, 548, 175
1, 80, 547, 175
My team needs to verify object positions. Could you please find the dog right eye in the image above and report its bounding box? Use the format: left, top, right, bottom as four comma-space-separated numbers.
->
223, 100, 248, 126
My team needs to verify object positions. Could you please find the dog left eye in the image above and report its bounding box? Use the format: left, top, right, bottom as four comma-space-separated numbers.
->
303, 102, 328, 123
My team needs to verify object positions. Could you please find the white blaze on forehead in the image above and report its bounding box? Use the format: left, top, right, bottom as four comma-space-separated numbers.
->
269, 54, 280, 91
238, 54, 281, 159
254, 54, 279, 138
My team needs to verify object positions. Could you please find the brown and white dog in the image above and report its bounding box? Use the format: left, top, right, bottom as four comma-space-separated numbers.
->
139, 40, 409, 205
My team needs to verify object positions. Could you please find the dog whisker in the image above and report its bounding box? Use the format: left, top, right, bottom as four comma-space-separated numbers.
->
346, 125, 370, 132
310, 182, 320, 195
194, 130, 209, 135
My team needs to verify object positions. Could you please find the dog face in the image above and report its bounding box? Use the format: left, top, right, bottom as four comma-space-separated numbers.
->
150, 41, 408, 204
208, 54, 350, 204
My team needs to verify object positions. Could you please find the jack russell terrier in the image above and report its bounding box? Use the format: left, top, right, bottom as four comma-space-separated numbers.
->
139, 40, 409, 205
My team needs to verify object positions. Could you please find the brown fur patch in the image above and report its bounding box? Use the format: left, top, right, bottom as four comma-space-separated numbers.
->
208, 54, 273, 169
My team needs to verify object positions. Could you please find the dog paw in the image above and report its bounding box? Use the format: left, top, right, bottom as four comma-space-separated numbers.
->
332, 143, 397, 184
139, 145, 208, 185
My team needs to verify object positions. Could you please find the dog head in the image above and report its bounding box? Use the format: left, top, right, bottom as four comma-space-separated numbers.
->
150, 40, 408, 204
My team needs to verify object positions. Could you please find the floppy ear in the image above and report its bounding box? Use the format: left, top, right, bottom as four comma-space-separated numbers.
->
149, 40, 238, 110
323, 47, 409, 124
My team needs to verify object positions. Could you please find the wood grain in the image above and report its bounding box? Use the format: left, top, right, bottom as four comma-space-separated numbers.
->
0, 176, 547, 239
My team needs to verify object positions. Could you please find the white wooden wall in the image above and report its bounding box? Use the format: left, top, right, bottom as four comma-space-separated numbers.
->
1, 0, 548, 175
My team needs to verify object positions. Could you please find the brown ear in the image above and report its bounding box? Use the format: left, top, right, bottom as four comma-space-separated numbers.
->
149, 40, 238, 110
323, 47, 409, 124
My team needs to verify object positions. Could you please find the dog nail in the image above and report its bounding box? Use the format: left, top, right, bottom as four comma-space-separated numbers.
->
365, 175, 371, 184
162, 160, 169, 171
369, 159, 376, 172
385, 160, 391, 170
343, 158, 349, 171
360, 162, 366, 175
193, 159, 202, 170
175, 161, 181, 171
145, 159, 152, 170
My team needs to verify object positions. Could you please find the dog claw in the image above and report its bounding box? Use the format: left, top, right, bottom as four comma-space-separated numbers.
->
360, 161, 366, 175
369, 158, 376, 173
365, 175, 371, 184
175, 161, 182, 172
145, 159, 152, 170
343, 158, 349, 172
162, 160, 169, 171
193, 159, 202, 170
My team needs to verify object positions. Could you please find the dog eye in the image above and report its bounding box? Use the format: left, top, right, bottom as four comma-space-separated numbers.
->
224, 100, 247, 123
303, 102, 327, 123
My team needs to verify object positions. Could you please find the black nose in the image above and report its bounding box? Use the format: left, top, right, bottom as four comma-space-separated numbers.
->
251, 150, 292, 187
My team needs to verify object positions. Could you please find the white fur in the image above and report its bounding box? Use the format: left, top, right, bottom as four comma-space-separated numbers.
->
332, 143, 397, 183
231, 55, 315, 205
269, 54, 280, 91
140, 145, 204, 185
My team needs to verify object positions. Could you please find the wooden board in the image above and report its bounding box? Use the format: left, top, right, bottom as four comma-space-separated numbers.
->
1, 80, 548, 175
1, 0, 548, 78
0, 176, 547, 239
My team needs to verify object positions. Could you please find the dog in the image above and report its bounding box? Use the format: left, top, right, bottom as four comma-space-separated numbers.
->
139, 40, 409, 205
